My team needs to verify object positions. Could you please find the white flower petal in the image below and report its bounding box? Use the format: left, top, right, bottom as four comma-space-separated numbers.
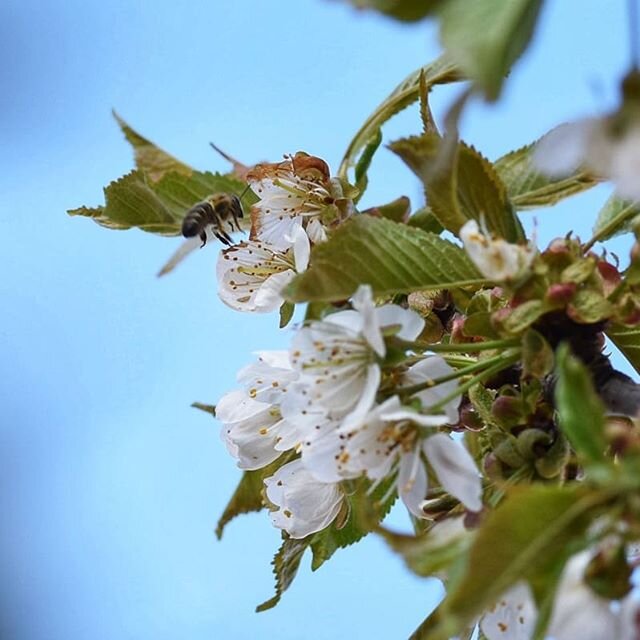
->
253, 270, 295, 311
481, 582, 537, 640
460, 220, 535, 283
289, 223, 311, 272
423, 433, 482, 512
236, 351, 297, 404
300, 423, 352, 483
398, 450, 428, 518
548, 551, 619, 640
375, 304, 425, 342
339, 363, 381, 430
403, 357, 460, 424
217, 240, 295, 312
264, 460, 343, 538
607, 124, 640, 202
532, 119, 597, 176
352, 285, 385, 357
217, 392, 284, 470
306, 218, 328, 243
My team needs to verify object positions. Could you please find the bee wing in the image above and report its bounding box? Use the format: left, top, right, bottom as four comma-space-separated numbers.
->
156, 235, 202, 277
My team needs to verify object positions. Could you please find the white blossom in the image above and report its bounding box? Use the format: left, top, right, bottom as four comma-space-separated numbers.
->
286, 285, 425, 431
533, 83, 640, 203
264, 459, 344, 538
422, 433, 483, 513
480, 582, 537, 640
300, 396, 482, 515
217, 224, 309, 313
548, 550, 640, 640
401, 356, 461, 423
247, 153, 335, 249
460, 220, 535, 282
481, 549, 640, 640
216, 352, 300, 470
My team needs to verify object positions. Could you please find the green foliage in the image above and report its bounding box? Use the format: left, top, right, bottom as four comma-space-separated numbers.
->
259, 478, 397, 610
279, 302, 295, 328
285, 215, 483, 302
379, 520, 472, 577
69, 115, 251, 237
592, 194, 640, 243
521, 329, 554, 378
416, 485, 606, 640
256, 537, 309, 612
347, 0, 443, 22
407, 207, 444, 234
309, 477, 396, 571
338, 56, 462, 184
606, 323, 640, 376
390, 133, 525, 241
216, 456, 290, 539
191, 402, 216, 416
68, 169, 248, 236
113, 111, 192, 181
437, 0, 545, 100
494, 142, 598, 210
354, 128, 383, 199
554, 344, 606, 463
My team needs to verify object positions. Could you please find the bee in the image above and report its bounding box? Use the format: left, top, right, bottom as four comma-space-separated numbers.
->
181, 193, 244, 247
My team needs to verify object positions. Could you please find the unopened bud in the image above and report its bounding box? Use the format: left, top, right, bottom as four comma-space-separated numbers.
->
545, 282, 577, 306
491, 395, 522, 424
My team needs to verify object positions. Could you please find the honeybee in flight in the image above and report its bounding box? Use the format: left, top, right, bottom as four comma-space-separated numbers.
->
181, 193, 244, 247
157, 191, 247, 277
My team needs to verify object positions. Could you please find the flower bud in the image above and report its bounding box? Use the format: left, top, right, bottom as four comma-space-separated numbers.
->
491, 395, 522, 425
545, 282, 577, 306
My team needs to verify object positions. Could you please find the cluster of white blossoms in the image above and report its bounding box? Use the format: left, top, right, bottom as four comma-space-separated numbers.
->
216, 152, 351, 312
217, 284, 483, 538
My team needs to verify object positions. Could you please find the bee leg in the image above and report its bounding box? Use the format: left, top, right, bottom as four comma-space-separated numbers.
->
230, 205, 243, 232
199, 231, 208, 248
214, 231, 233, 246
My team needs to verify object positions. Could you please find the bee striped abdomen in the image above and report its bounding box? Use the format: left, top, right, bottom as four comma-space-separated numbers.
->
181, 194, 244, 248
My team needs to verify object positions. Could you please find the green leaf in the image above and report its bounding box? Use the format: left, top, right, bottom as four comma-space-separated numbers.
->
363, 196, 411, 224
191, 402, 216, 416
347, 0, 443, 22
390, 133, 524, 241
68, 169, 248, 237
256, 537, 310, 612
378, 520, 472, 577
592, 194, 640, 243
522, 329, 554, 378
354, 127, 383, 200
555, 343, 606, 463
607, 323, 640, 376
494, 143, 597, 210
284, 215, 484, 303
113, 111, 192, 181
309, 477, 396, 571
501, 300, 545, 334
408, 207, 444, 234
216, 455, 289, 539
279, 301, 295, 328
437, 0, 545, 100
423, 485, 605, 640
338, 56, 462, 182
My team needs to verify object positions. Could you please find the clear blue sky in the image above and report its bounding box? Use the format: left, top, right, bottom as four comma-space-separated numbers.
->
1, 1, 635, 638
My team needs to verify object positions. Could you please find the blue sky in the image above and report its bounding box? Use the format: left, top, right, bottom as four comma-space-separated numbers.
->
1, 1, 636, 638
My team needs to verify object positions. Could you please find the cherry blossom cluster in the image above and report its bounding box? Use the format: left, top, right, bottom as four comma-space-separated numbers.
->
217, 284, 483, 538
216, 153, 352, 313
